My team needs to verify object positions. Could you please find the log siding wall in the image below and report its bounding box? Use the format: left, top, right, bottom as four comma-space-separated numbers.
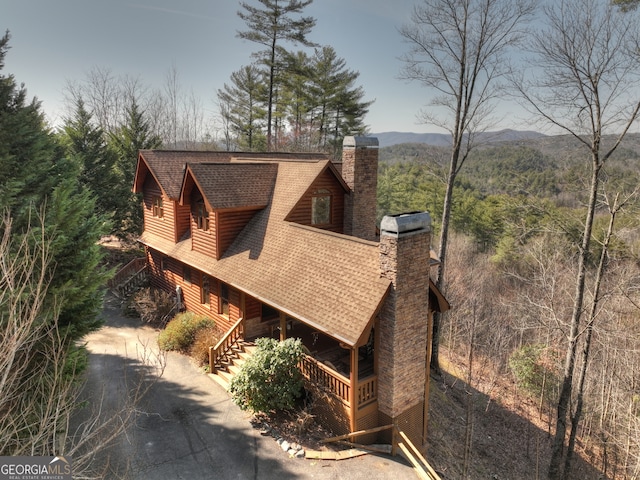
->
191, 211, 217, 258
142, 177, 176, 243
217, 209, 258, 257
286, 169, 345, 233
146, 247, 256, 333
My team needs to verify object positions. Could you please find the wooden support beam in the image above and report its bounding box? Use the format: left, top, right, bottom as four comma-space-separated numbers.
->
320, 424, 394, 443
336, 441, 392, 454
305, 449, 369, 460
398, 430, 442, 480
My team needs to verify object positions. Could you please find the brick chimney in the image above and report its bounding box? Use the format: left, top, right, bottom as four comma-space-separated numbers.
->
377, 211, 432, 446
342, 136, 378, 241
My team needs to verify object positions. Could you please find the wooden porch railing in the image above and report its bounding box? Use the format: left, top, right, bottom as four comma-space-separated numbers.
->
299, 354, 378, 409
300, 355, 351, 404
109, 258, 148, 297
357, 375, 377, 408
209, 318, 244, 374
109, 257, 146, 287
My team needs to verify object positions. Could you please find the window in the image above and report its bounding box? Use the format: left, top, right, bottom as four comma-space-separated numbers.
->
183, 266, 191, 285
152, 196, 164, 218
220, 283, 229, 317
160, 256, 168, 271
201, 275, 210, 305
261, 303, 279, 321
311, 189, 331, 225
194, 200, 209, 230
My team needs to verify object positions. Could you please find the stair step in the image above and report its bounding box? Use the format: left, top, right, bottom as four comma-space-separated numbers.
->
236, 350, 252, 361
209, 372, 230, 391
209, 340, 257, 391
242, 344, 257, 354
216, 369, 234, 386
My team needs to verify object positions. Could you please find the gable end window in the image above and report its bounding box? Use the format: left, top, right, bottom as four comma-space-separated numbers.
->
311, 189, 331, 226
193, 200, 209, 230
152, 196, 164, 218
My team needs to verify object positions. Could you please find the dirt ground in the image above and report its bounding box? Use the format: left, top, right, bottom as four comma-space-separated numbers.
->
426, 350, 605, 480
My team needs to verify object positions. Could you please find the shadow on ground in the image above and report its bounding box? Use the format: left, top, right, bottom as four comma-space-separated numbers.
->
71, 294, 415, 480
427, 369, 605, 479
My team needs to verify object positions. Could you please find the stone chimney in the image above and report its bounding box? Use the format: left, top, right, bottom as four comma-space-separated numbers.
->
342, 136, 378, 241
377, 211, 432, 446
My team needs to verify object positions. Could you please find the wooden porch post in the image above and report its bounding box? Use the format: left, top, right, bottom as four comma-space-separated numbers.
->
349, 347, 358, 433
279, 312, 286, 341
240, 292, 246, 338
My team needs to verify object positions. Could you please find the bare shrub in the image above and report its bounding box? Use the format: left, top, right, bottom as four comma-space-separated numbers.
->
130, 287, 176, 326
0, 212, 165, 478
190, 325, 224, 367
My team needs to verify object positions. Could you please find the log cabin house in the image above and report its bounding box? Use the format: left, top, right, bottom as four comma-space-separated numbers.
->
131, 136, 450, 447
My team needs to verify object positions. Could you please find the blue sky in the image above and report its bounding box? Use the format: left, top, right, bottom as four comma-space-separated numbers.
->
3, 0, 529, 134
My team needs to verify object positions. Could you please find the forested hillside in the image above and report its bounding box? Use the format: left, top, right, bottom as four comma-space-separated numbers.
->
378, 134, 640, 478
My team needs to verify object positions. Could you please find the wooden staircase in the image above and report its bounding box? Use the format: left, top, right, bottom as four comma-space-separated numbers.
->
108, 257, 148, 298
209, 339, 256, 390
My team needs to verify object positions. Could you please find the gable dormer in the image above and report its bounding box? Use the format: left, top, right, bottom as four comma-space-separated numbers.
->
285, 161, 349, 233
180, 162, 278, 260
133, 153, 182, 243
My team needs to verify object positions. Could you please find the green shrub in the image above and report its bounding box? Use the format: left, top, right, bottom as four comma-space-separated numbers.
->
229, 337, 304, 414
157, 312, 215, 352
508, 344, 558, 402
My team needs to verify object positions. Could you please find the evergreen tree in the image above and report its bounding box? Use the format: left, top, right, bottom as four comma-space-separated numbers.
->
309, 46, 372, 154
0, 31, 109, 341
217, 65, 267, 151
280, 50, 314, 150
60, 97, 119, 220
237, 0, 317, 150
109, 98, 161, 236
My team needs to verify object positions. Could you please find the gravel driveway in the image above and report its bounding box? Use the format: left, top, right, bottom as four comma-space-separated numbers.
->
78, 293, 415, 479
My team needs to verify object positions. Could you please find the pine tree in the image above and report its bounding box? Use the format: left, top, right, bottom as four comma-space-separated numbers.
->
217, 65, 267, 151
308, 46, 371, 153
109, 98, 161, 236
60, 97, 119, 220
237, 0, 317, 150
0, 31, 109, 341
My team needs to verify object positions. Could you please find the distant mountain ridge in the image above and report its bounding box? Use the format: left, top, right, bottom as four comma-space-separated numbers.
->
371, 129, 547, 148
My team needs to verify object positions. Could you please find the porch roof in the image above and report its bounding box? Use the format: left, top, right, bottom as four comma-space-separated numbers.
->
139, 157, 391, 347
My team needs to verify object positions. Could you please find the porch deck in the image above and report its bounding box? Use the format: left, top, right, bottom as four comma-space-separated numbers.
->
278, 321, 374, 379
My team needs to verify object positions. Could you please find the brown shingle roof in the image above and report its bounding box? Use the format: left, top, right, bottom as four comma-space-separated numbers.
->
138, 150, 328, 200
185, 163, 278, 210
138, 153, 391, 346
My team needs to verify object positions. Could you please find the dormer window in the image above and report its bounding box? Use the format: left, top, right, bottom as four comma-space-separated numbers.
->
193, 200, 209, 230
152, 196, 164, 218
311, 189, 331, 225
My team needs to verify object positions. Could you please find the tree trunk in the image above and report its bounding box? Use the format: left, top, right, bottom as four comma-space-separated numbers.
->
431, 147, 461, 373
548, 159, 601, 480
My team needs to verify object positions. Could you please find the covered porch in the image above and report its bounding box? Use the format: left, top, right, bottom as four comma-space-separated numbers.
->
238, 311, 379, 433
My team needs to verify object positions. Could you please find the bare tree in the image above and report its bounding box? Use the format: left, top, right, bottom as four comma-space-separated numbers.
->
399, 0, 536, 373
0, 211, 164, 478
511, 1, 640, 477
